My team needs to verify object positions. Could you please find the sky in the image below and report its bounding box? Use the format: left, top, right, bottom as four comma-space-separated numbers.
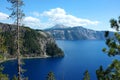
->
0, 0, 120, 31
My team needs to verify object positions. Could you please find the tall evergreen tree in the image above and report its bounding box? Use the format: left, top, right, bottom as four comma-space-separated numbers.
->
96, 60, 120, 80
0, 34, 7, 60
7, 0, 25, 80
103, 16, 120, 56
83, 70, 90, 80
46, 72, 56, 80
12, 75, 18, 80
0, 66, 9, 80
96, 66, 109, 80
96, 16, 120, 80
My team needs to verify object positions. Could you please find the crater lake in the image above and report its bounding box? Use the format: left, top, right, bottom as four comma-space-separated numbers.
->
1, 40, 120, 80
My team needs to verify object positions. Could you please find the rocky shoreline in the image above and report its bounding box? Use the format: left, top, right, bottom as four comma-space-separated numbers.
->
0, 55, 50, 63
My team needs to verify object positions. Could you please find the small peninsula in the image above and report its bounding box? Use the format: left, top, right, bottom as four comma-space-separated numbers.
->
0, 22, 64, 61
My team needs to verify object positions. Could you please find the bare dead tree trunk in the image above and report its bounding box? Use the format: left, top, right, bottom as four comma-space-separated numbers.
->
7, 0, 25, 79
17, 0, 21, 80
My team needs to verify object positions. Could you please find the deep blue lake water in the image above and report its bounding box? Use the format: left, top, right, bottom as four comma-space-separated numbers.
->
1, 40, 120, 80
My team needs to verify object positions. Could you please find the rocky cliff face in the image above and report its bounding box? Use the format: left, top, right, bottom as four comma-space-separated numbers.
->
0, 23, 64, 58
45, 25, 108, 40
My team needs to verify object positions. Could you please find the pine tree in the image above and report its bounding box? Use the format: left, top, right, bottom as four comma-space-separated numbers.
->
96, 60, 120, 80
47, 72, 56, 80
96, 66, 109, 80
0, 65, 9, 80
103, 16, 120, 56
96, 16, 120, 80
7, 0, 25, 80
12, 75, 18, 80
0, 34, 7, 60
83, 70, 90, 80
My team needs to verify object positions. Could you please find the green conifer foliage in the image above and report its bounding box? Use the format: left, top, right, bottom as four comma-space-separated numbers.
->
46, 72, 56, 80
83, 70, 90, 80
0, 66, 9, 80
97, 16, 120, 80
103, 16, 120, 56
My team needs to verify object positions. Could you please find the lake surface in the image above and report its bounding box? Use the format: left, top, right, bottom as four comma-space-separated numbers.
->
1, 40, 120, 80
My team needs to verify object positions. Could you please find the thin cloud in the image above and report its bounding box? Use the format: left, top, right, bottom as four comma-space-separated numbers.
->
0, 12, 9, 20
31, 12, 40, 17
23, 16, 42, 29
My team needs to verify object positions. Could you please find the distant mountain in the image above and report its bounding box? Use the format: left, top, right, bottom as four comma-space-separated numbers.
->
0, 23, 64, 58
51, 24, 68, 29
45, 24, 113, 40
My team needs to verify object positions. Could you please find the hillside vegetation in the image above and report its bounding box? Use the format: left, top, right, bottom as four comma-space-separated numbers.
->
0, 23, 64, 59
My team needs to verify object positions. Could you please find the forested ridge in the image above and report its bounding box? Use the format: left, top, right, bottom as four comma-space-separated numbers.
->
0, 22, 64, 59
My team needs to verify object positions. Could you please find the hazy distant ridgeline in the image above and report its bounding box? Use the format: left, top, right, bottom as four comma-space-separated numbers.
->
0, 23, 64, 58
45, 24, 114, 40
